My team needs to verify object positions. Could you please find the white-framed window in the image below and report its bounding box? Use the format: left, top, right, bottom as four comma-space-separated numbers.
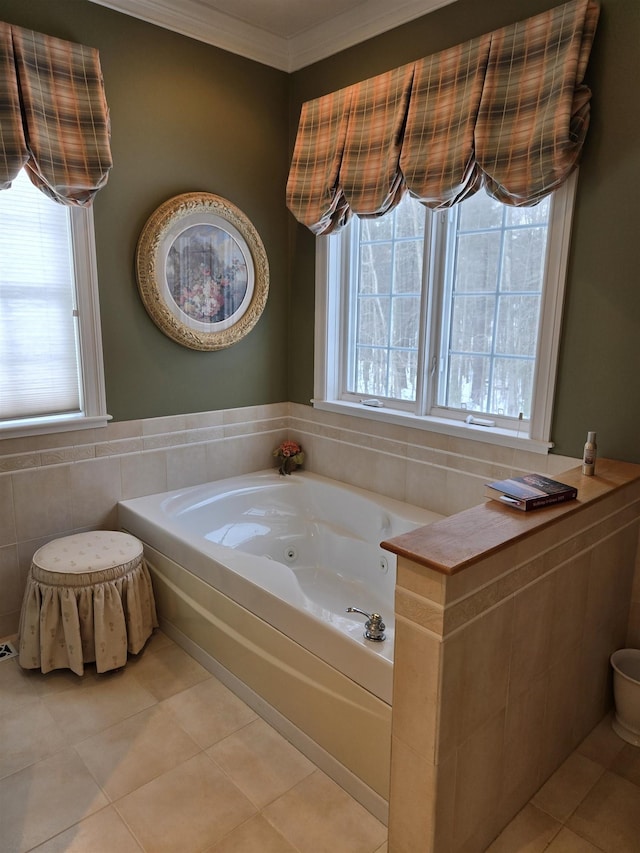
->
315, 174, 577, 453
0, 169, 109, 438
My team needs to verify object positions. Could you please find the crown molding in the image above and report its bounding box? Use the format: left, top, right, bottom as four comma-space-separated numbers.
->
288, 0, 458, 71
88, 0, 458, 71
88, 0, 291, 69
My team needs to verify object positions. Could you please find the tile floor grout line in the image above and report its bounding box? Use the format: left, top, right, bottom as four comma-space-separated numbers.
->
6, 631, 640, 852
205, 742, 311, 814
109, 798, 148, 853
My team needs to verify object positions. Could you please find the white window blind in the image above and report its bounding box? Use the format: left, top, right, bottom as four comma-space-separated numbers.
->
0, 170, 82, 421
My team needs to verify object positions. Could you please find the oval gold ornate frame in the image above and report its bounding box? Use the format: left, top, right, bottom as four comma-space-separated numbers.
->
135, 192, 269, 351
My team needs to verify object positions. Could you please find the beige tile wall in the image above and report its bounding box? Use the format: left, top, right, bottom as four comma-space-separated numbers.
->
290, 403, 640, 651
5, 400, 636, 644
389, 478, 640, 853
288, 403, 579, 516
0, 404, 289, 637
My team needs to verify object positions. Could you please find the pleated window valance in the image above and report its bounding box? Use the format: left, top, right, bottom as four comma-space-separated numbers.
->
286, 0, 599, 235
0, 21, 112, 206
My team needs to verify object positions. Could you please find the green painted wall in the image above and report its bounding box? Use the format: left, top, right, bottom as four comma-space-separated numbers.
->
288, 0, 640, 463
2, 0, 290, 421
3, 0, 639, 462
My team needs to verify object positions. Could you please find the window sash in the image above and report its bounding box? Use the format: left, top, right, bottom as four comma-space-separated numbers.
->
345, 199, 428, 404
0, 169, 108, 437
0, 171, 81, 420
315, 172, 577, 445
435, 196, 551, 422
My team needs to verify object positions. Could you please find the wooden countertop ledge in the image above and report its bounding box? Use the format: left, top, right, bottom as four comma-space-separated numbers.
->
381, 459, 640, 576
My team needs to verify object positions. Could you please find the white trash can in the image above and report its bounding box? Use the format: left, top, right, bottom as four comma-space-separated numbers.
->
610, 648, 640, 747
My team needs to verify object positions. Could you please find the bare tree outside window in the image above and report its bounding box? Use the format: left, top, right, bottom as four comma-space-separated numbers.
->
319, 171, 573, 443
441, 192, 549, 418
350, 195, 425, 400
346, 188, 550, 419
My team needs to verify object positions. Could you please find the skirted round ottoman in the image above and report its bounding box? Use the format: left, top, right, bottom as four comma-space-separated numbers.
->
18, 531, 158, 675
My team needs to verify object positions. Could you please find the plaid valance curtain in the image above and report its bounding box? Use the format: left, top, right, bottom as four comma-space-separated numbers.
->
287, 0, 599, 235
0, 21, 112, 206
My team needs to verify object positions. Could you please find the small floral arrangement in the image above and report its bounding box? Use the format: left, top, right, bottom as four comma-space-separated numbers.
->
273, 440, 304, 475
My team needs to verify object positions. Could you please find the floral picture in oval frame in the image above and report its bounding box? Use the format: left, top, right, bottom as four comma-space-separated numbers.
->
136, 192, 269, 351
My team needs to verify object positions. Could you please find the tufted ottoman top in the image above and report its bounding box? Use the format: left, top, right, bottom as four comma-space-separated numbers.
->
32, 531, 143, 575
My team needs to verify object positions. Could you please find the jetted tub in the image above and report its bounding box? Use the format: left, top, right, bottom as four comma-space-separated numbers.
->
118, 470, 442, 818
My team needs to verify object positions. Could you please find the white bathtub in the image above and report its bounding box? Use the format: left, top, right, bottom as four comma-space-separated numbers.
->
118, 470, 442, 816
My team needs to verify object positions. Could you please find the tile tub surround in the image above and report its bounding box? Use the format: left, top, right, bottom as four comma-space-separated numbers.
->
0, 399, 581, 637
287, 402, 581, 518
382, 458, 640, 853
0, 404, 290, 637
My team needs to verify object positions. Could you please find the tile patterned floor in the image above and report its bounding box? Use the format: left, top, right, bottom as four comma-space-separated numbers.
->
490, 714, 640, 852
0, 631, 387, 853
1, 630, 639, 852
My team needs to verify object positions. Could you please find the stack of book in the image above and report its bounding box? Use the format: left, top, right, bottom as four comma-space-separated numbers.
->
485, 473, 577, 511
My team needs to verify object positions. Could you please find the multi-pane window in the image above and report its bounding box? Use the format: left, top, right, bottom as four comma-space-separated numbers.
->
348, 199, 425, 402
319, 175, 575, 442
438, 192, 550, 420
0, 169, 107, 435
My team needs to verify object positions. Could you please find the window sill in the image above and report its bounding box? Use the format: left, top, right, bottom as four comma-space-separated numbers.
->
311, 399, 553, 455
0, 413, 112, 440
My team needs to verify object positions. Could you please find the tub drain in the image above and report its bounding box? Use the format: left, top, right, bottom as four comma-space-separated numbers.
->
284, 546, 298, 562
